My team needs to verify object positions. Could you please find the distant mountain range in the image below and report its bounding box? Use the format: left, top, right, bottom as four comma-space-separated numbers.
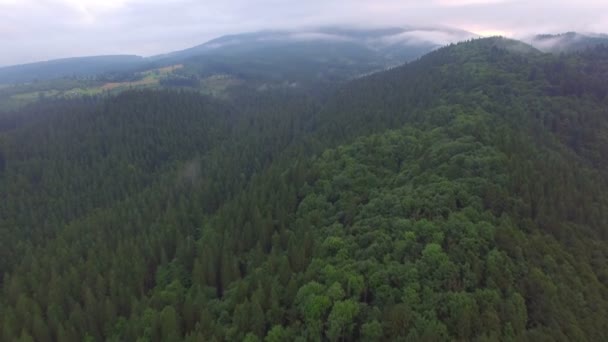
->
0, 26, 477, 84
2, 27, 607, 85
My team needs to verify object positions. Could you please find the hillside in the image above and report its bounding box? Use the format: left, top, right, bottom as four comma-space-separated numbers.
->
0, 55, 146, 84
0, 37, 607, 341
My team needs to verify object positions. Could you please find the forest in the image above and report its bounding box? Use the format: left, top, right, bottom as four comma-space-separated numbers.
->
0, 37, 607, 341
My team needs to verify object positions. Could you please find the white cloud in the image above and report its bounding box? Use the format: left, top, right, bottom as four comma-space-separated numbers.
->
380, 30, 478, 46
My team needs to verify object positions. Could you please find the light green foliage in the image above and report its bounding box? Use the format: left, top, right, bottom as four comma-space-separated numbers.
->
327, 300, 359, 341
265, 325, 291, 342
360, 320, 383, 341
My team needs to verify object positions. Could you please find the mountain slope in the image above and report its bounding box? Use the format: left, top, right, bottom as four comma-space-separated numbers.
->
0, 55, 146, 84
0, 38, 607, 341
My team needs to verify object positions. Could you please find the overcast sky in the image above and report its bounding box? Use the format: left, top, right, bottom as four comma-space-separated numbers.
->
0, 0, 607, 66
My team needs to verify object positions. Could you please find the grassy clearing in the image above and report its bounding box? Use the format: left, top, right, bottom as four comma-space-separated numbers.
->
1, 64, 187, 110
148, 64, 183, 75
101, 77, 156, 91
100, 64, 184, 91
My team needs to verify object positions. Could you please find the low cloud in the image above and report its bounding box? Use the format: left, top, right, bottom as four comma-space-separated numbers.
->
286, 32, 353, 42
380, 30, 478, 46
530, 35, 573, 52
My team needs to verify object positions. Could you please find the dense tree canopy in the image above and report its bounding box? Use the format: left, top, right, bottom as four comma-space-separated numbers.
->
1, 38, 607, 341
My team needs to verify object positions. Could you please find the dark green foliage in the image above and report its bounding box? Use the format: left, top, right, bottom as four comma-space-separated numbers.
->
1, 37, 608, 341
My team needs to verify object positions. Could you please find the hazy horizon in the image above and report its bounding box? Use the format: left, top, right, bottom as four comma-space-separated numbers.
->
1, 0, 607, 67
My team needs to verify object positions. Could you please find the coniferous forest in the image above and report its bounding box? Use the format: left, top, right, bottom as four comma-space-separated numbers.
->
1, 37, 608, 341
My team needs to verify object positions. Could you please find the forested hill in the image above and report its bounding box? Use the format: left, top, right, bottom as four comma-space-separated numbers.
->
1, 37, 608, 341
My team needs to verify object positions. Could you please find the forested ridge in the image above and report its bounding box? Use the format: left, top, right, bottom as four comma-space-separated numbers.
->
1, 38, 607, 341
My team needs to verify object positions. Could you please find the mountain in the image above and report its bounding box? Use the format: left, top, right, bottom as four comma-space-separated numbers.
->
1, 37, 608, 341
0, 26, 476, 85
162, 26, 477, 62
157, 26, 477, 85
529, 32, 608, 53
